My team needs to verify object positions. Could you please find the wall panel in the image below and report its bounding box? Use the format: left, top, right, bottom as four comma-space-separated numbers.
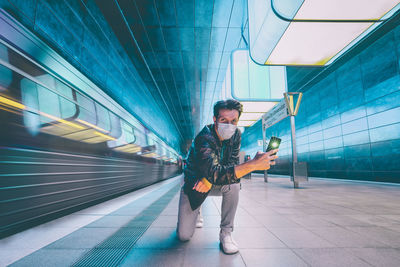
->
241, 21, 400, 183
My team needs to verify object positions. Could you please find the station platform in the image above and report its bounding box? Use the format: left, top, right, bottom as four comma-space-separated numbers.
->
1, 174, 400, 267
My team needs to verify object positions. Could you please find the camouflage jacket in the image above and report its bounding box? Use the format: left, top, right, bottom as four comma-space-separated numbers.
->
184, 124, 241, 186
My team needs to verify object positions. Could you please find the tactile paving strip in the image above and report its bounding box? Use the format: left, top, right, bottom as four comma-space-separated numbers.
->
72, 183, 180, 266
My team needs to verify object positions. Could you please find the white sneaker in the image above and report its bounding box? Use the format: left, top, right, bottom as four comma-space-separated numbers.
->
196, 214, 204, 228
219, 231, 239, 254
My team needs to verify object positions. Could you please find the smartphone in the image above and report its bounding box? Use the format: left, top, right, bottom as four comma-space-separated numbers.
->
266, 136, 281, 155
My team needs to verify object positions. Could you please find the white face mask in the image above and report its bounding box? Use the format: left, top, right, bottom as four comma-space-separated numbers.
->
216, 122, 237, 140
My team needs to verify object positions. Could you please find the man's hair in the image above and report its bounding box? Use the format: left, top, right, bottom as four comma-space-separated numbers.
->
213, 99, 243, 118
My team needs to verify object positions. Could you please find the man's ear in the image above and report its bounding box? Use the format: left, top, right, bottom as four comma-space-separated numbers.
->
213, 116, 216, 124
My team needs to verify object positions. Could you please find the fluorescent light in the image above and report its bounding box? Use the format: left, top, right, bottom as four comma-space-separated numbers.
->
292, 0, 399, 20
238, 102, 277, 127
249, 0, 400, 66
238, 120, 257, 127
240, 112, 266, 121
267, 22, 372, 65
238, 101, 276, 127
241, 102, 277, 113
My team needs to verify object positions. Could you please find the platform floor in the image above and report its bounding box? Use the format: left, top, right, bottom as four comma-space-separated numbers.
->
1, 174, 400, 267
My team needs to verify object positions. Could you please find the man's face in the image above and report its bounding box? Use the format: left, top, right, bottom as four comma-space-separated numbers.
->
213, 108, 239, 127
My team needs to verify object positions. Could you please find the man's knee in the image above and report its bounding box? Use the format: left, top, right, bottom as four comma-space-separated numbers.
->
176, 227, 193, 242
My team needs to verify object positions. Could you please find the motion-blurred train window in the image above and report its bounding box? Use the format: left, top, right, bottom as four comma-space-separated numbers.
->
95, 102, 111, 133
109, 112, 122, 138
37, 84, 61, 124
134, 126, 146, 148
0, 41, 7, 61
54, 79, 73, 100
76, 92, 96, 126
121, 120, 135, 143
54, 80, 76, 119
1, 42, 45, 78
20, 78, 40, 135
0, 64, 12, 91
35, 74, 76, 120
0, 44, 13, 91
160, 144, 168, 159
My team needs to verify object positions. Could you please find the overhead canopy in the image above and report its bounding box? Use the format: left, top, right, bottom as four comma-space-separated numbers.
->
248, 0, 400, 66
221, 49, 286, 127
231, 49, 286, 100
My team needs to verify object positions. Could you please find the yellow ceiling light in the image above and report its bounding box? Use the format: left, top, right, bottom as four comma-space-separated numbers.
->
248, 0, 400, 66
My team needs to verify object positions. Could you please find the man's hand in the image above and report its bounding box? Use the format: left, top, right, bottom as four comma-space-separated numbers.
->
234, 149, 279, 179
251, 149, 279, 171
193, 178, 212, 193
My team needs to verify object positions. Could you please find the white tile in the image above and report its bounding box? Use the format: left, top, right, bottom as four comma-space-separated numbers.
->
234, 227, 286, 248
268, 227, 336, 248
151, 215, 178, 227
183, 248, 246, 267
240, 248, 308, 267
294, 248, 371, 267
10, 248, 89, 267
183, 228, 221, 249
253, 215, 301, 228
234, 214, 264, 228
345, 226, 400, 248
202, 215, 222, 228
283, 214, 336, 228
0, 227, 80, 250
0, 249, 36, 266
348, 248, 400, 267
313, 215, 373, 227
347, 214, 400, 227
308, 227, 388, 248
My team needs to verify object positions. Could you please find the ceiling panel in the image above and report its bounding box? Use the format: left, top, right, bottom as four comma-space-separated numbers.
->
195, 0, 214, 27
212, 0, 234, 27
96, 0, 247, 151
175, 0, 194, 27
154, 0, 176, 27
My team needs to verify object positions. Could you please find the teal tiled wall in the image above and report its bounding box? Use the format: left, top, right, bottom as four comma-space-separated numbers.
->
242, 23, 400, 183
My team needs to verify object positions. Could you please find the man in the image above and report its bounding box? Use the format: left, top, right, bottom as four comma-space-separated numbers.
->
177, 99, 278, 254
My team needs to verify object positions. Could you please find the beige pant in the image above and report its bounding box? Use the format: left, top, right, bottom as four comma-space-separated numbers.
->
176, 183, 240, 241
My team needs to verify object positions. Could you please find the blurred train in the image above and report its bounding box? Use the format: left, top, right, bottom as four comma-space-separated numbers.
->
0, 10, 181, 238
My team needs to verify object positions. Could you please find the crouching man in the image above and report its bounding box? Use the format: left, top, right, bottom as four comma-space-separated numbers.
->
177, 99, 278, 254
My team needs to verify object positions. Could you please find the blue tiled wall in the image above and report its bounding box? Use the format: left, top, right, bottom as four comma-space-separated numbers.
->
242, 23, 400, 183
0, 0, 182, 151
